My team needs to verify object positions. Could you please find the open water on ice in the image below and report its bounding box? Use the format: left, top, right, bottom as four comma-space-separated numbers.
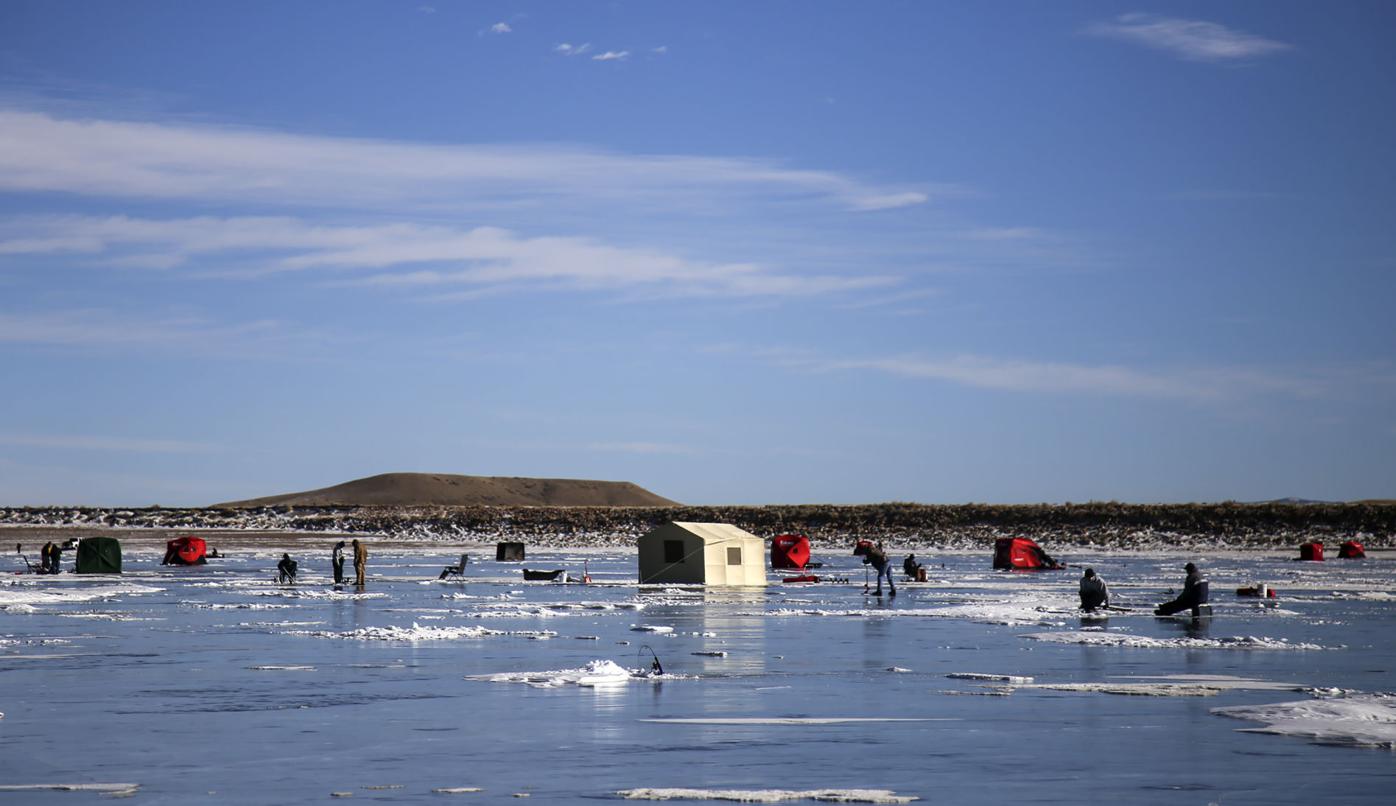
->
1, 546, 1394, 804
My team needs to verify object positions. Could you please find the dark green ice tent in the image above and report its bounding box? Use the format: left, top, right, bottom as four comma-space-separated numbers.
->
75, 537, 122, 574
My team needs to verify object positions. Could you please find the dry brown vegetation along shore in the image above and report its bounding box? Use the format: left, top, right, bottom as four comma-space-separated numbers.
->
1, 501, 1391, 551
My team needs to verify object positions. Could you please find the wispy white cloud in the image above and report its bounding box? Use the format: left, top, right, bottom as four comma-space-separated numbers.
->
555, 42, 592, 56
417, 6, 436, 14
651, 46, 668, 55
0, 307, 282, 348
0, 433, 219, 454
757, 350, 1389, 403
0, 108, 929, 213
0, 215, 903, 301
592, 50, 630, 62
490, 22, 512, 34
1084, 14, 1291, 62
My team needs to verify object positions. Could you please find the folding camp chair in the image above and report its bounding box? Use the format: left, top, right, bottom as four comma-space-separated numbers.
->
16, 544, 39, 573
439, 553, 469, 580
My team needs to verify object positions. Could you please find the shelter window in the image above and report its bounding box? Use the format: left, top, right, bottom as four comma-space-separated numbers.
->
664, 540, 685, 563
727, 547, 742, 565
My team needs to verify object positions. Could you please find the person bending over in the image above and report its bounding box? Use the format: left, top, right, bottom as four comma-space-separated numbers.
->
1079, 568, 1109, 612
277, 553, 298, 584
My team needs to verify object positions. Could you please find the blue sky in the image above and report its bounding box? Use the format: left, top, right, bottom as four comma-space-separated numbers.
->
1, 1, 1393, 506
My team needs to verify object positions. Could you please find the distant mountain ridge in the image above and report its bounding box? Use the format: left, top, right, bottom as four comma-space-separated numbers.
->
214, 473, 679, 508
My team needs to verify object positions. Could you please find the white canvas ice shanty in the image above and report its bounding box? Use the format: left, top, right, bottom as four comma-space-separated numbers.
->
637, 522, 767, 586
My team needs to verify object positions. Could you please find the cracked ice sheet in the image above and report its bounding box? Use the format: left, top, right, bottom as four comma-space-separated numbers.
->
1213, 694, 1396, 749
618, 788, 917, 803
1021, 630, 1332, 650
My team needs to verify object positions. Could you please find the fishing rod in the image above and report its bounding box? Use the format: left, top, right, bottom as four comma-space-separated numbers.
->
637, 644, 664, 676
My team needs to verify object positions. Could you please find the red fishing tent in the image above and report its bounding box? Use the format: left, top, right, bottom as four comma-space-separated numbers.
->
1338, 541, 1366, 559
993, 537, 1060, 570
771, 534, 811, 570
1299, 542, 1324, 561
164, 536, 207, 565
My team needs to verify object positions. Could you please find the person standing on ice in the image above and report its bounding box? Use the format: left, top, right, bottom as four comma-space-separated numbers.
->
352, 539, 367, 587
864, 542, 896, 596
331, 541, 346, 585
1079, 568, 1109, 611
1155, 562, 1209, 616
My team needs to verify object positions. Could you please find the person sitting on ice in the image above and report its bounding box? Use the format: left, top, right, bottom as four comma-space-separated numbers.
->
903, 554, 922, 579
1154, 562, 1209, 616
277, 553, 298, 584
1079, 568, 1109, 612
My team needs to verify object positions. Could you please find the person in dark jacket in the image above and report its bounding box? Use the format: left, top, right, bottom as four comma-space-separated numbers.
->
1079, 568, 1109, 611
277, 553, 298, 584
1155, 562, 1209, 616
863, 542, 896, 596
331, 541, 346, 585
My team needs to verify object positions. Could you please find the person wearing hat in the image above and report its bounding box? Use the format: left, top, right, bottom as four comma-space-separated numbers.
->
1155, 562, 1209, 616
1079, 568, 1109, 612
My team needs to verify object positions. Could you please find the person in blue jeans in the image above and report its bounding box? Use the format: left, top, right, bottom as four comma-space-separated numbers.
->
864, 542, 896, 596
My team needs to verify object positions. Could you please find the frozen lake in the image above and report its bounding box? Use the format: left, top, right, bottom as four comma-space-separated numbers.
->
2, 543, 1394, 804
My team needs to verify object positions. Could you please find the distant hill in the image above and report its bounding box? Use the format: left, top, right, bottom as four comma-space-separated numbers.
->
214, 473, 679, 508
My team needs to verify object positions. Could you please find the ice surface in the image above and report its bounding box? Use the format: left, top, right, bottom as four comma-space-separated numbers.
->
617, 788, 917, 803
1213, 695, 1396, 748
3, 547, 1394, 803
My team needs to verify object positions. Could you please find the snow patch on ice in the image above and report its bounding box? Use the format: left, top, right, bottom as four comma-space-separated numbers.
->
0, 582, 164, 608
947, 673, 1034, 684
618, 787, 917, 803
630, 625, 673, 633
1021, 630, 1331, 651
467, 659, 655, 688
1213, 694, 1396, 749
0, 783, 141, 795
293, 623, 556, 641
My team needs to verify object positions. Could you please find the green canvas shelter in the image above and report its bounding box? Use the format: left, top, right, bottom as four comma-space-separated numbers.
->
75, 537, 122, 574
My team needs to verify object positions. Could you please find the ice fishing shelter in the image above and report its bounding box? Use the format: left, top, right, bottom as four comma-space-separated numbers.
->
1299, 542, 1324, 562
163, 536, 207, 565
496, 542, 526, 562
75, 537, 122, 574
771, 534, 811, 570
638, 522, 767, 586
1338, 540, 1366, 559
993, 537, 1060, 570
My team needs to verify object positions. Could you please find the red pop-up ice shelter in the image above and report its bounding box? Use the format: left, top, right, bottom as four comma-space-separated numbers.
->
771, 534, 811, 570
1298, 541, 1324, 562
993, 537, 1060, 570
1338, 540, 1366, 559
164, 536, 207, 565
